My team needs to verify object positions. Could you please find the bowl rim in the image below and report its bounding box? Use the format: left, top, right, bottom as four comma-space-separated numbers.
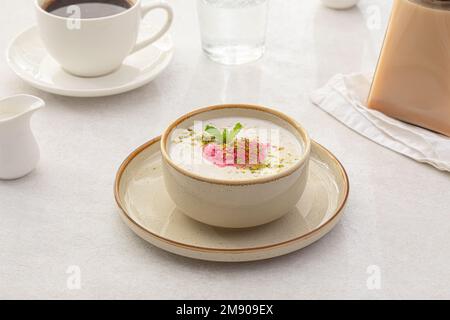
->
160, 104, 311, 186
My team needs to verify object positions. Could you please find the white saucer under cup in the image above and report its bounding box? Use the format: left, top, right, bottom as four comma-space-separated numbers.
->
6, 27, 174, 97
114, 137, 349, 262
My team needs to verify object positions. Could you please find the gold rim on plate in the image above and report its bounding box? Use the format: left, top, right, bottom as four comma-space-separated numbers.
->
114, 136, 349, 254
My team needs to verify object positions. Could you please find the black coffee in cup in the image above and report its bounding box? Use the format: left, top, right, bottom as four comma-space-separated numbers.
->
43, 0, 133, 19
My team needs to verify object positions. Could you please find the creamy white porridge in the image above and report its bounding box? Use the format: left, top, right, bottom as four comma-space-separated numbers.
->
168, 116, 304, 180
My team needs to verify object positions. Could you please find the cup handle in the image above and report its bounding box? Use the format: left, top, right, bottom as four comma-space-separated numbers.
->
130, 1, 174, 55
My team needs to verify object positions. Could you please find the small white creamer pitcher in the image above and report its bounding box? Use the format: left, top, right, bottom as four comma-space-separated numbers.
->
0, 94, 45, 180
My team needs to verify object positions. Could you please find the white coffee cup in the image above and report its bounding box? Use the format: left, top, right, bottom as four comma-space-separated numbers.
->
35, 0, 173, 77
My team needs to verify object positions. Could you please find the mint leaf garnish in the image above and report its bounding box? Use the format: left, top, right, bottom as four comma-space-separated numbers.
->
228, 122, 243, 143
204, 122, 243, 145
205, 125, 223, 142
222, 129, 228, 144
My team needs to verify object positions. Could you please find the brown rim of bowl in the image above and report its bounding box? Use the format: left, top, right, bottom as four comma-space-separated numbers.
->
160, 104, 312, 186
114, 136, 350, 254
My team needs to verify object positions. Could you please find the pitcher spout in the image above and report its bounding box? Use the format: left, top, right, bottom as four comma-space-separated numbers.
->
0, 94, 45, 123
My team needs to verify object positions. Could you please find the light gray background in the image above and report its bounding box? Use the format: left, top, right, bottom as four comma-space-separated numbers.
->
1, 0, 449, 299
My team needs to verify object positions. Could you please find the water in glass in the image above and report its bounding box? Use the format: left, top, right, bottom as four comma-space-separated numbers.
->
197, 0, 269, 65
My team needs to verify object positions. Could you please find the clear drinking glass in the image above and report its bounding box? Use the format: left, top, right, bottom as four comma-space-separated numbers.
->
197, 0, 269, 65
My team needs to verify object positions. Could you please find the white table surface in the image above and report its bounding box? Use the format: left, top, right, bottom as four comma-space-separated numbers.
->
1, 0, 450, 300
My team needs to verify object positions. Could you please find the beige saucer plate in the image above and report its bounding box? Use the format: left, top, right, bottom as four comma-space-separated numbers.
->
115, 137, 349, 262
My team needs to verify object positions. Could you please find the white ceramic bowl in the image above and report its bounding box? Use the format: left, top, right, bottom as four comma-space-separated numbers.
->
160, 104, 311, 228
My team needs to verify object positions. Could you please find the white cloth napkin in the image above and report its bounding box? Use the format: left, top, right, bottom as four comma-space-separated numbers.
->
310, 73, 450, 172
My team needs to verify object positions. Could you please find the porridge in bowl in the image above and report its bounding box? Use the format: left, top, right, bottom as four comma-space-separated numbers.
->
168, 117, 304, 181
